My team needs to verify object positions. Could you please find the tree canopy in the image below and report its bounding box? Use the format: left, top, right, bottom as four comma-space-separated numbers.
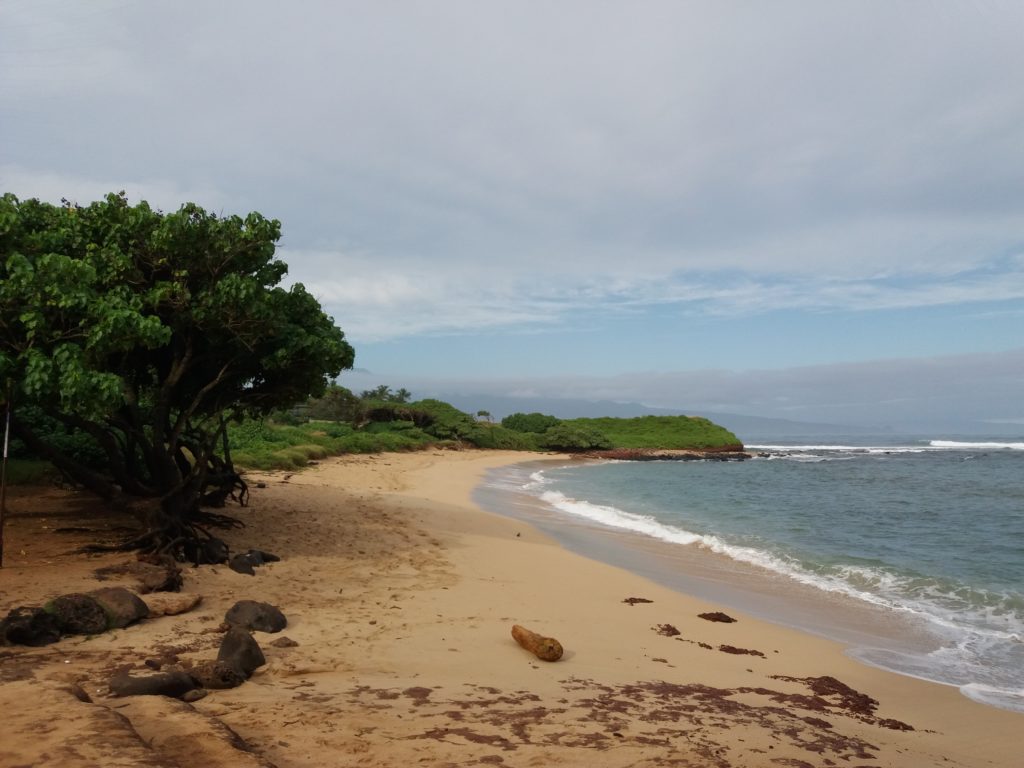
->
501, 412, 562, 433
0, 192, 354, 559
359, 384, 411, 403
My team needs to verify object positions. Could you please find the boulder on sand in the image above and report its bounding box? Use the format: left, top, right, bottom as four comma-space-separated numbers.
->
0, 606, 62, 646
224, 600, 287, 633
88, 587, 149, 629
109, 669, 197, 699
187, 659, 247, 690
217, 627, 266, 677
46, 593, 108, 635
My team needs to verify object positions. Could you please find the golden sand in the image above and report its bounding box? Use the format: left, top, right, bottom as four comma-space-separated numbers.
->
0, 449, 1019, 766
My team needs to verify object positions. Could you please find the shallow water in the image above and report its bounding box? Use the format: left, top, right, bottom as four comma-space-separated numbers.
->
474, 438, 1024, 713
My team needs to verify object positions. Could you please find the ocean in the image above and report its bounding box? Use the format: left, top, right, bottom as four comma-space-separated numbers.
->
474, 437, 1024, 713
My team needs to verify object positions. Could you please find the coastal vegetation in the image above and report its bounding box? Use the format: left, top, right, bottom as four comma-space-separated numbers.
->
1, 192, 739, 560
6, 382, 743, 481
567, 415, 742, 450
0, 193, 353, 558
227, 396, 740, 468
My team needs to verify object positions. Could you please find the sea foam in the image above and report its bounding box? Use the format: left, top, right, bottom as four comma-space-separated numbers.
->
930, 440, 1024, 451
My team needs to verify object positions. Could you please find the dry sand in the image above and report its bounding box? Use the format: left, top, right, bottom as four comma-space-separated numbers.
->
0, 448, 1020, 767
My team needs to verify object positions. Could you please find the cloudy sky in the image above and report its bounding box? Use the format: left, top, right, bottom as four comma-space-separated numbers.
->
3, 1, 1023, 431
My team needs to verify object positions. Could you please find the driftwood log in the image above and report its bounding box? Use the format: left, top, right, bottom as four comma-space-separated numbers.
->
511, 624, 564, 661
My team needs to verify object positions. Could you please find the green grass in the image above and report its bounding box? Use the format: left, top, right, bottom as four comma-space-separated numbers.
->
1, 459, 60, 485
228, 418, 442, 470
564, 415, 741, 450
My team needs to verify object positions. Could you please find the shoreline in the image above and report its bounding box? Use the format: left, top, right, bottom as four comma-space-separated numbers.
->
472, 458, 977, 698
0, 448, 1020, 767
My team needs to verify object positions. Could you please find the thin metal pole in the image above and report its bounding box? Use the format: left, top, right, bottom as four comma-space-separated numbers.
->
0, 384, 11, 568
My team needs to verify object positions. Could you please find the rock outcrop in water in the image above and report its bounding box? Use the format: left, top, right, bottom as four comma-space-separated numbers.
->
585, 447, 751, 461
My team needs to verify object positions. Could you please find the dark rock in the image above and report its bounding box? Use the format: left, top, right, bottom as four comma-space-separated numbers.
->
246, 549, 280, 564
588, 448, 751, 462
109, 669, 197, 698
217, 627, 266, 677
654, 623, 681, 637
188, 659, 247, 689
225, 600, 287, 633
182, 537, 229, 565
181, 688, 208, 703
270, 636, 299, 648
68, 683, 92, 703
88, 587, 149, 629
228, 553, 256, 576
1, 606, 62, 646
47, 594, 108, 635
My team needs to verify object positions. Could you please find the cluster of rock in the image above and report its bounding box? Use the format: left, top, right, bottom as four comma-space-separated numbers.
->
587, 448, 751, 462
109, 600, 290, 701
0, 587, 190, 647
1, 542, 291, 706
228, 548, 281, 576
0, 550, 198, 647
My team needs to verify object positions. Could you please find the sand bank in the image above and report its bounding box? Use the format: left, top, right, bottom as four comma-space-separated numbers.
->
0, 449, 1019, 767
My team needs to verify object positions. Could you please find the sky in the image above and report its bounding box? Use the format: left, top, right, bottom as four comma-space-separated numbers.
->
3, 1, 1024, 432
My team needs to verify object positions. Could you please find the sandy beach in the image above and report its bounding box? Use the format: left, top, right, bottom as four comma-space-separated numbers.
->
0, 448, 1019, 767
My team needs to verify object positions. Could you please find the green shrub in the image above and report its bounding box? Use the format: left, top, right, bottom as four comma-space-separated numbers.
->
565, 415, 740, 449
470, 425, 540, 450
501, 412, 562, 433
2, 459, 59, 485
305, 384, 364, 423
539, 424, 613, 452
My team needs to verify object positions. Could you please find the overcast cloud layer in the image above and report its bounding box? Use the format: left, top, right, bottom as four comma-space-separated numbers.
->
3, 1, 1023, 429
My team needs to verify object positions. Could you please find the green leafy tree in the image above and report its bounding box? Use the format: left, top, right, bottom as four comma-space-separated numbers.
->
0, 192, 354, 559
501, 411, 562, 433
306, 383, 364, 423
359, 384, 412, 403
538, 424, 613, 452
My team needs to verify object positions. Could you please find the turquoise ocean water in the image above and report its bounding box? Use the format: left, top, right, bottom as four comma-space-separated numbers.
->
475, 438, 1024, 713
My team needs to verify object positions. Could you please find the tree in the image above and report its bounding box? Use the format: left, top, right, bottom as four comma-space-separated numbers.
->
476, 410, 492, 423
538, 424, 612, 452
0, 192, 354, 559
501, 412, 562, 433
306, 383, 363, 423
359, 385, 411, 403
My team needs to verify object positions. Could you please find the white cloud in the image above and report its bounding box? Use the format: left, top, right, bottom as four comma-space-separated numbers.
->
4, 2, 1024, 358
284, 243, 1024, 342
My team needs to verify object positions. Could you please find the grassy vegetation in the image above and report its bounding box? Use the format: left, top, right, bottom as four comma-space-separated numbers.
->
7, 384, 743, 480
227, 418, 439, 470
564, 415, 741, 450
226, 407, 742, 472
1, 459, 60, 485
